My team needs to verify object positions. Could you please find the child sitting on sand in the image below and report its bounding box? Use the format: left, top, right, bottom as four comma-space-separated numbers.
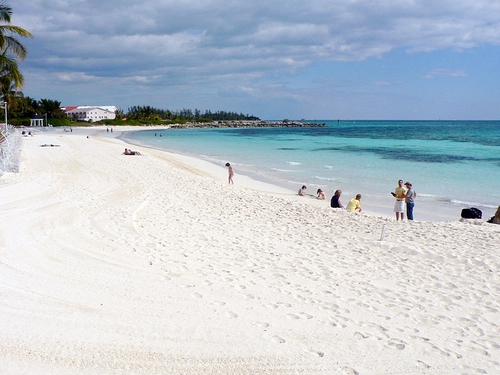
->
317, 189, 326, 200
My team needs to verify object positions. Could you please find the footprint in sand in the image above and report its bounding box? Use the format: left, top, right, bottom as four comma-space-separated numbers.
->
415, 360, 430, 369
251, 321, 270, 328
225, 311, 238, 319
353, 332, 370, 339
387, 338, 406, 350
286, 314, 300, 320
299, 312, 313, 319
271, 335, 285, 344
305, 348, 324, 357
461, 365, 488, 374
191, 292, 203, 298
465, 346, 488, 356
339, 366, 359, 375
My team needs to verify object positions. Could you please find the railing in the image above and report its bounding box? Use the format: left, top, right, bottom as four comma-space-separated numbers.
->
0, 124, 21, 174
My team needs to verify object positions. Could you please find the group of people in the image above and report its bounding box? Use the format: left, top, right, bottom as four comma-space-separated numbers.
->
223, 164, 499, 223
302, 181, 500, 224
298, 179, 418, 220
331, 191, 363, 212
392, 180, 417, 221
299, 186, 363, 213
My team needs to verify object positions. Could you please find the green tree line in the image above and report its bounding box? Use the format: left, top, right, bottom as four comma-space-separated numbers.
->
6, 98, 260, 126
126, 106, 259, 122
0, 3, 260, 126
8, 96, 64, 119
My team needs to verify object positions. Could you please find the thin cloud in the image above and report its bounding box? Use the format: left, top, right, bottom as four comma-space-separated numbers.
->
16, 0, 500, 76
11, 0, 500, 118
424, 68, 468, 78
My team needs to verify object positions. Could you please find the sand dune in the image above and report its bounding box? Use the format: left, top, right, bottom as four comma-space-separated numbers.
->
1, 127, 499, 374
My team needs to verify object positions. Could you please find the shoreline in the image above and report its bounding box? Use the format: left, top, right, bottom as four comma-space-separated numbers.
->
119, 126, 493, 222
1, 125, 499, 374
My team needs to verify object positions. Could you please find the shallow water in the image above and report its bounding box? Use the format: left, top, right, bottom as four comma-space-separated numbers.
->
124, 120, 500, 221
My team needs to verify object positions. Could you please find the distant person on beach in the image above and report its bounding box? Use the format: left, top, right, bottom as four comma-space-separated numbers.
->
330, 189, 344, 208
123, 148, 141, 155
40, 144, 60, 147
346, 194, 362, 212
225, 162, 234, 184
487, 206, 500, 224
298, 185, 307, 196
392, 179, 407, 221
403, 182, 416, 220
317, 189, 326, 200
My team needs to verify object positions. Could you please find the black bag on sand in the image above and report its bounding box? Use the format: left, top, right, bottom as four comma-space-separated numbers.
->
461, 207, 482, 219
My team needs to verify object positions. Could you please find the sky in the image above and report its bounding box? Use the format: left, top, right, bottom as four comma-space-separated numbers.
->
12, 0, 500, 120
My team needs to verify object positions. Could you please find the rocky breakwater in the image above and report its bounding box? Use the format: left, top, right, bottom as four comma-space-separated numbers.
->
170, 120, 325, 129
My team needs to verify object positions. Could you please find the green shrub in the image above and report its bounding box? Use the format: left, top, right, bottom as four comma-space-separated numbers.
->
49, 118, 72, 126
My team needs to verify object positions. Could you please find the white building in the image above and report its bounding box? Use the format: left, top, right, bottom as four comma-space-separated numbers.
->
64, 106, 117, 122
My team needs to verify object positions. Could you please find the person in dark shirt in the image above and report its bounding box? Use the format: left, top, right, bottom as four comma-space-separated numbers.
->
330, 189, 344, 208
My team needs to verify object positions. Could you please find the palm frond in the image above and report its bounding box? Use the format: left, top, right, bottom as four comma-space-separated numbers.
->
0, 2, 12, 23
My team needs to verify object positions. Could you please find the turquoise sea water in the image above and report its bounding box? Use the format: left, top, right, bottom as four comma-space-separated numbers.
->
123, 120, 500, 221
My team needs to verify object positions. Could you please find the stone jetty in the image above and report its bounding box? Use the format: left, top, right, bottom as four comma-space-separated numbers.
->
169, 120, 325, 129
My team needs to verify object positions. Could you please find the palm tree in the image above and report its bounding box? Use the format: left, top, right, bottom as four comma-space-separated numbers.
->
0, 1, 33, 94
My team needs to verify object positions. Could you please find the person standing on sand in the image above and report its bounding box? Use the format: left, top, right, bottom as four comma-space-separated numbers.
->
225, 163, 234, 184
403, 182, 416, 220
346, 194, 362, 212
392, 179, 407, 221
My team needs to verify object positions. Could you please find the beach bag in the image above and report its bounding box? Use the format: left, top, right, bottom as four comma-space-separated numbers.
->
461, 207, 482, 219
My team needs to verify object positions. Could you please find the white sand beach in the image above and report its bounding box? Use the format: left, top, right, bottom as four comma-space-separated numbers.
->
1, 126, 499, 375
